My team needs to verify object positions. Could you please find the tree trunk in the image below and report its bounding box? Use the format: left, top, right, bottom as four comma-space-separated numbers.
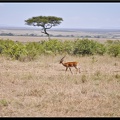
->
42, 27, 51, 40
45, 31, 50, 40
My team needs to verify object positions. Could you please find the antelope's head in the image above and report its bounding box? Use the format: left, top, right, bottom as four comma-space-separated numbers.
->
60, 55, 66, 64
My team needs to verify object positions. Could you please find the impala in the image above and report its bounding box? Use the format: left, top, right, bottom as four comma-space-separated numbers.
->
60, 55, 80, 74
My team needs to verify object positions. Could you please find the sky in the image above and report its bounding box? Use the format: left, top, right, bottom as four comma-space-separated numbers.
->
0, 2, 120, 29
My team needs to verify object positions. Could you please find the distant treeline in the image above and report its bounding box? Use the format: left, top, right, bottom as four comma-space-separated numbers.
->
0, 39, 120, 62
0, 32, 117, 38
0, 32, 75, 37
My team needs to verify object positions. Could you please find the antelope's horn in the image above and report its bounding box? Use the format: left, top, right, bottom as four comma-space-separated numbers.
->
61, 55, 66, 60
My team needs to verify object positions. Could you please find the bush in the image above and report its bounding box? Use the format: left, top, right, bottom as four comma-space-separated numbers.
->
95, 42, 106, 55
62, 40, 75, 55
73, 39, 106, 56
0, 38, 119, 61
42, 39, 63, 54
25, 42, 44, 60
108, 44, 120, 57
3, 41, 27, 60
106, 40, 120, 57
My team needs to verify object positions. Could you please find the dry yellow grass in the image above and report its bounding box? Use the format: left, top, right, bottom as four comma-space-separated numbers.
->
0, 54, 120, 117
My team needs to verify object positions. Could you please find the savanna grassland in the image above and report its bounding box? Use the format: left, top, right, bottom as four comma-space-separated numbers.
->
0, 28, 120, 117
0, 54, 120, 117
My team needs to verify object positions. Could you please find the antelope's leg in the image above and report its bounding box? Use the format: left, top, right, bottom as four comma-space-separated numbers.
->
69, 67, 73, 74
65, 67, 68, 73
74, 66, 78, 74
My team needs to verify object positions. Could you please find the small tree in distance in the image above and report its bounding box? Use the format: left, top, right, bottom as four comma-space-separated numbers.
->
25, 16, 63, 40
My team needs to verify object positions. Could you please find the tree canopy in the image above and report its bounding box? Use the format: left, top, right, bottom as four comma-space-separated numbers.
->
25, 16, 63, 40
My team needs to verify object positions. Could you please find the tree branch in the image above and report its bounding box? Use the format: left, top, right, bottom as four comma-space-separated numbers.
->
45, 23, 52, 29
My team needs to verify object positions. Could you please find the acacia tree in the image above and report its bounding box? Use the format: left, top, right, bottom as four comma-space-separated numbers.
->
25, 16, 63, 40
